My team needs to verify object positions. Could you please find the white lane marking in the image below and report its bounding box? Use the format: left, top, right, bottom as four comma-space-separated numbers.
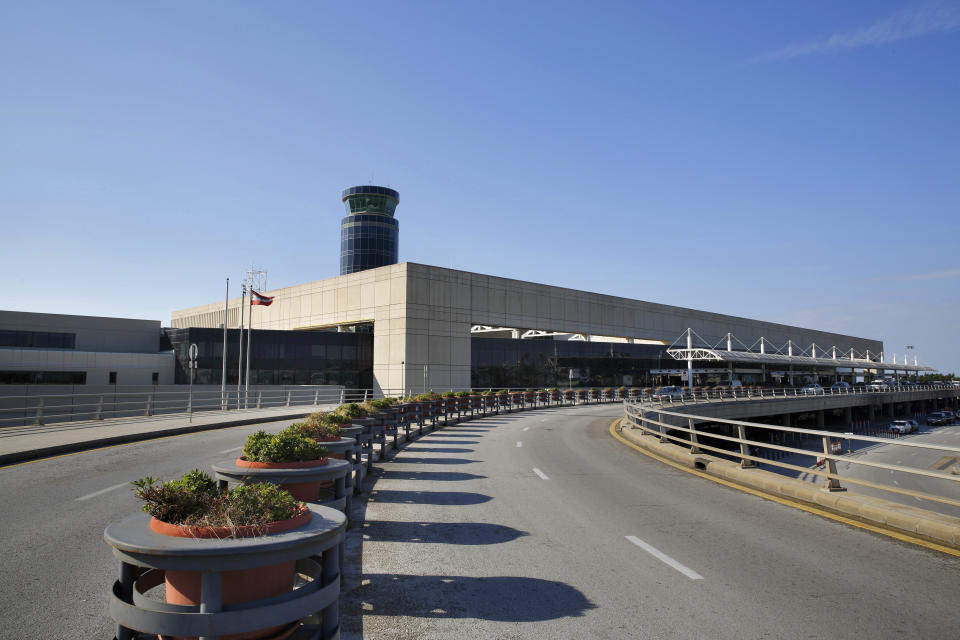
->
540, 419, 548, 422
522, 427, 529, 432
76, 482, 129, 501
220, 446, 244, 454
517, 441, 523, 447
893, 480, 899, 486
532, 467, 549, 480
625, 536, 704, 580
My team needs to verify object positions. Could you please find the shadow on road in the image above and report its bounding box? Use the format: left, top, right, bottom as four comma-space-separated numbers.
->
387, 457, 479, 465
377, 470, 486, 482
360, 520, 526, 545
344, 574, 595, 622
413, 439, 479, 445
369, 489, 492, 506
402, 446, 475, 453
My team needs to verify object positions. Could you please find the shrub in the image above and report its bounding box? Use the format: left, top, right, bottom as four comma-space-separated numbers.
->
337, 403, 369, 419
132, 470, 301, 527
242, 429, 327, 463
288, 421, 340, 439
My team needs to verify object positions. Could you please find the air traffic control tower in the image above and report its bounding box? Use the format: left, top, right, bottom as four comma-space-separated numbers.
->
340, 185, 400, 275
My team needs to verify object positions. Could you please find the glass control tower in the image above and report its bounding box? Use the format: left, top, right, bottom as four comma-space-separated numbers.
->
339, 185, 400, 275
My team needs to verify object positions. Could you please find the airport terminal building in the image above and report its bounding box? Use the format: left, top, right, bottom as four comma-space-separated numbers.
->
168, 185, 937, 394
3, 186, 933, 391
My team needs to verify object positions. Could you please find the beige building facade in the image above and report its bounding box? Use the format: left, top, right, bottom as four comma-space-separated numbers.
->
171, 263, 884, 394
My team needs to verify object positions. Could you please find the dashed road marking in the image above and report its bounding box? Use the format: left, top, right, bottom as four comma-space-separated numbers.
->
77, 482, 129, 501
532, 467, 549, 480
522, 427, 529, 431
517, 441, 523, 448
625, 536, 704, 580
219, 446, 244, 454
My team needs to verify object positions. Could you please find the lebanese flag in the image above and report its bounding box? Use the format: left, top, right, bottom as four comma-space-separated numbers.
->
251, 290, 274, 306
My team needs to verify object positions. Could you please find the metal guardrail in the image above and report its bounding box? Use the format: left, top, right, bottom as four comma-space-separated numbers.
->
0, 385, 606, 429
0, 387, 371, 429
640, 383, 959, 407
622, 401, 960, 510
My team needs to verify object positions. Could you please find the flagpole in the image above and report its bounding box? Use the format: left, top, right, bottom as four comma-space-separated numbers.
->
245, 289, 252, 408
237, 284, 246, 409
221, 277, 229, 409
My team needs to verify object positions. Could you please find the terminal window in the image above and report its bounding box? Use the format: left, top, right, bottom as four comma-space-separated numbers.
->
0, 330, 76, 349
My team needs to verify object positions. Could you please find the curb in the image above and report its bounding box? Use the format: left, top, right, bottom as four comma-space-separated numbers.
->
0, 410, 313, 467
613, 420, 960, 556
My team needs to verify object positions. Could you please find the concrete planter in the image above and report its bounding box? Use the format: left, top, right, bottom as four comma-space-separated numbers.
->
104, 503, 346, 640
216, 456, 352, 514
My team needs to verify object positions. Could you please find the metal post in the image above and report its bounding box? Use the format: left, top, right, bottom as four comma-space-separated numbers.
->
198, 571, 223, 640
221, 277, 229, 409
33, 399, 44, 426
245, 287, 252, 407
237, 285, 246, 409
314, 388, 320, 406
286, 390, 292, 407
144, 393, 153, 416
257, 391, 262, 409
686, 329, 694, 394
737, 423, 754, 468
95, 395, 104, 420
821, 435, 845, 492
689, 418, 700, 454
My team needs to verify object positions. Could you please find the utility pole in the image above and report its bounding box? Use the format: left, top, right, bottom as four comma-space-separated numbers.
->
221, 278, 229, 409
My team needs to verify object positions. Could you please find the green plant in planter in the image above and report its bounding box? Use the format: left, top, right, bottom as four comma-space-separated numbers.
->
441, 391, 456, 398
337, 403, 369, 419
288, 421, 340, 439
455, 390, 471, 397
480, 390, 493, 395
132, 470, 301, 527
242, 429, 327, 463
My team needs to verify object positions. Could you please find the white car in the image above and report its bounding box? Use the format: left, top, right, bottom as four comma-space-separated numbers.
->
801, 384, 824, 395
651, 386, 685, 401
889, 420, 913, 434
867, 380, 889, 391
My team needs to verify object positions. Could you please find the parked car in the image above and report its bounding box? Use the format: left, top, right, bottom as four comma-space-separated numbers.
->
907, 419, 919, 433
801, 384, 824, 395
830, 382, 851, 391
651, 386, 685, 401
889, 420, 912, 434
940, 410, 956, 424
927, 412, 950, 426
867, 380, 889, 391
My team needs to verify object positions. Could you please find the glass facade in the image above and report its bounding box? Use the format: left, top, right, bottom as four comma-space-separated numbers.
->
340, 185, 400, 275
471, 337, 668, 389
163, 327, 373, 387
0, 370, 86, 384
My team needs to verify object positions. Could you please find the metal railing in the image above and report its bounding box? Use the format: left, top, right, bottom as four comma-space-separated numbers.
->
622, 401, 960, 512
0, 386, 374, 429
641, 383, 958, 407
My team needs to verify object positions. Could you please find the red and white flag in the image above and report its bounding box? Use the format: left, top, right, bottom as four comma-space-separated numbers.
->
251, 290, 274, 306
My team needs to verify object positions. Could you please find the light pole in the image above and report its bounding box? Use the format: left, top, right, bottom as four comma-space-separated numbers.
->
906, 345, 914, 383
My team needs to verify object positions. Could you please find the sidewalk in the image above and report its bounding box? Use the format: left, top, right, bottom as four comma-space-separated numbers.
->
0, 404, 336, 466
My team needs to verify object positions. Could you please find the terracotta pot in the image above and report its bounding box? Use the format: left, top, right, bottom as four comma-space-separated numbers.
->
155, 507, 310, 640
235, 457, 329, 501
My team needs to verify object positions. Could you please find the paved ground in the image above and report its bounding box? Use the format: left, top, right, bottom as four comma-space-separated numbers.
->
2, 404, 959, 639
341, 405, 960, 639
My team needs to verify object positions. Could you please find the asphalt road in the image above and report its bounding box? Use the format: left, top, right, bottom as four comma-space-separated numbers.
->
342, 404, 960, 639
1, 406, 958, 639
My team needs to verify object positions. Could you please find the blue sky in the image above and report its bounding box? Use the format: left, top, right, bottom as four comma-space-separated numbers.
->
2, 1, 958, 372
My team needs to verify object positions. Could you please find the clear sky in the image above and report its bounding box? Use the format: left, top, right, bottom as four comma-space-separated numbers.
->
2, 1, 958, 373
